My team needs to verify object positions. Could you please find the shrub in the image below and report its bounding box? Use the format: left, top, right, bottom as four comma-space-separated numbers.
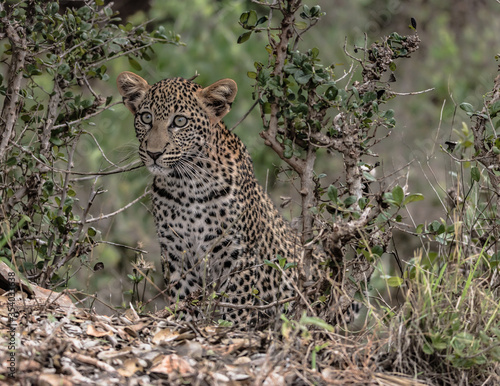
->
0, 0, 179, 287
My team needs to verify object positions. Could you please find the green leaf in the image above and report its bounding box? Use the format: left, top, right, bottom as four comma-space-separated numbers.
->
327, 185, 338, 203
382, 109, 394, 119
300, 314, 334, 332
325, 86, 338, 101
343, 195, 356, 207
247, 71, 257, 79
489, 100, 500, 117
128, 57, 142, 71
471, 166, 480, 182
247, 10, 257, 26
403, 193, 424, 206
392, 185, 404, 206
386, 276, 403, 287
431, 336, 448, 351
237, 31, 252, 44
240, 12, 249, 24
113, 37, 130, 45
6, 157, 17, 166
50, 137, 64, 146
371, 245, 384, 257
22, 261, 36, 271
423, 343, 434, 355
363, 171, 377, 182
256, 16, 268, 25
58, 63, 70, 75
459, 102, 474, 114
283, 262, 297, 270
295, 21, 308, 30
363, 91, 377, 104
264, 259, 279, 270
295, 73, 312, 85
49, 2, 59, 15
429, 220, 445, 234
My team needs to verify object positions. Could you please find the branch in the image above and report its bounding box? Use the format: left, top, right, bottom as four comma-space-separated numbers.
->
387, 87, 434, 96
52, 101, 121, 129
260, 0, 305, 176
230, 99, 259, 131
0, 23, 27, 160
470, 74, 500, 195
74, 189, 150, 224
40, 81, 62, 157
10, 141, 143, 177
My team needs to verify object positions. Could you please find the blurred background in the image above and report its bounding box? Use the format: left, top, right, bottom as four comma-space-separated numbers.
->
56, 0, 499, 313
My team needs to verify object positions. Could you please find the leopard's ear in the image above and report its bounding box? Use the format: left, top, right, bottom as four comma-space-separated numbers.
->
116, 71, 150, 114
198, 79, 237, 123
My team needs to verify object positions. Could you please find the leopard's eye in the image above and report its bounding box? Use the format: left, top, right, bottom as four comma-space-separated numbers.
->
140, 112, 153, 125
173, 115, 188, 128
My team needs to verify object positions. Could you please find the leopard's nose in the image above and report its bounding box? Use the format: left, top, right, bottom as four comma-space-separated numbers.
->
147, 151, 163, 161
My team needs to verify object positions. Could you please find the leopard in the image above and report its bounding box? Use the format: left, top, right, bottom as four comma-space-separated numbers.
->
116, 71, 329, 325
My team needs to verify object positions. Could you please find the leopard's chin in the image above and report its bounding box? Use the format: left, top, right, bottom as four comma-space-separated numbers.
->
147, 164, 171, 175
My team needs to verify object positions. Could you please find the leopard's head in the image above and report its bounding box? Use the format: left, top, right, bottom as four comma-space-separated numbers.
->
117, 72, 237, 175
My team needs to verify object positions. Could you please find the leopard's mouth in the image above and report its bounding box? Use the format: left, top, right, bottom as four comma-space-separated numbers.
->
143, 153, 178, 173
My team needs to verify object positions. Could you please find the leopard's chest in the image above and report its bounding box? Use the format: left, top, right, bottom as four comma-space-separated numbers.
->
151, 177, 245, 275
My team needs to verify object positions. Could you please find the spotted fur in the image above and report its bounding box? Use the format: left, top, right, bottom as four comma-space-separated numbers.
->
117, 72, 325, 323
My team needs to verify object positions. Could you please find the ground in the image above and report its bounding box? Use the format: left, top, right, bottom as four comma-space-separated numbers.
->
0, 262, 428, 385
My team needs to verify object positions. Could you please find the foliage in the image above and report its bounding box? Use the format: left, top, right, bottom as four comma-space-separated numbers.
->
1, 0, 499, 382
0, 0, 179, 287
235, 1, 500, 383
238, 0, 423, 317
368, 70, 500, 383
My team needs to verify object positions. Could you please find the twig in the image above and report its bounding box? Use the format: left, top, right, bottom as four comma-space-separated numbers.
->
69, 162, 143, 179
51, 179, 101, 276
52, 101, 121, 129
10, 141, 143, 176
97, 241, 148, 253
40, 81, 62, 157
65, 352, 117, 373
83, 130, 125, 169
204, 294, 303, 311
388, 87, 434, 96
76, 189, 150, 224
230, 99, 259, 131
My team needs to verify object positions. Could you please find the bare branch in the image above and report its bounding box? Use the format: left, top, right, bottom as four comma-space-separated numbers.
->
230, 99, 259, 131
388, 88, 435, 96
75, 189, 150, 224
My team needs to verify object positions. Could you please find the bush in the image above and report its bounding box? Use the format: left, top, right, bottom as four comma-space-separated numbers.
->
0, 0, 179, 287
